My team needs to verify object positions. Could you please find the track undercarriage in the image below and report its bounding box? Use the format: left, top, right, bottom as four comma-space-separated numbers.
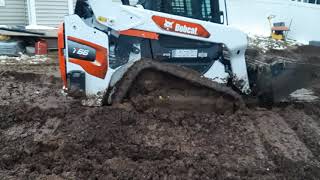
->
103, 59, 245, 114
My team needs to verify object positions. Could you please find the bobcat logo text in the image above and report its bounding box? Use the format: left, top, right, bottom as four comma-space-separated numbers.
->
152, 15, 211, 38
163, 19, 199, 36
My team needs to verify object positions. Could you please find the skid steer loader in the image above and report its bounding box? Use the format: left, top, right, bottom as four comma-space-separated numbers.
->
58, 0, 252, 112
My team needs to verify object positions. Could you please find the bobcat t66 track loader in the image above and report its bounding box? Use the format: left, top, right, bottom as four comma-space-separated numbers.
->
58, 0, 252, 111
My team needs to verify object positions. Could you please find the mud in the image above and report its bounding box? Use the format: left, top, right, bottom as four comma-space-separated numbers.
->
0, 47, 320, 179
246, 45, 320, 103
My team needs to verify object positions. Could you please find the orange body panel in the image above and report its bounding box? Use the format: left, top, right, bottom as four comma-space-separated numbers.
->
68, 36, 108, 79
119, 29, 159, 40
57, 24, 68, 88
152, 15, 211, 38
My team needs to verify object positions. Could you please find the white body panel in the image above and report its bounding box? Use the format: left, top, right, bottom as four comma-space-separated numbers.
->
64, 15, 113, 95
204, 61, 229, 84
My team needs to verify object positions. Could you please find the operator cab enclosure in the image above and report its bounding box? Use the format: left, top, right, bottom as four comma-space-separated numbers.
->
114, 0, 229, 74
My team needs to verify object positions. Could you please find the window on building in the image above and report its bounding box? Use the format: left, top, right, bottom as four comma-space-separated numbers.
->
292, 0, 320, 5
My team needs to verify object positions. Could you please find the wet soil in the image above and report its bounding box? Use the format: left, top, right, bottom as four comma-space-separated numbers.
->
1, 47, 320, 179
246, 45, 320, 102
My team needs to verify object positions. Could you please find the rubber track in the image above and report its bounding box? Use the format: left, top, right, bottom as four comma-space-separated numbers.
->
109, 59, 245, 109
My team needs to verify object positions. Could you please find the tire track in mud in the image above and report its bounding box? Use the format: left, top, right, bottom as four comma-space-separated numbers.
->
250, 108, 320, 179
278, 106, 320, 162
253, 110, 314, 162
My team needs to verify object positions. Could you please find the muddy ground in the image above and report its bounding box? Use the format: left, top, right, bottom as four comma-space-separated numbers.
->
0, 46, 320, 180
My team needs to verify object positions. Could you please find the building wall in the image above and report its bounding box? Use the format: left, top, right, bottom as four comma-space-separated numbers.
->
35, 0, 70, 27
0, 0, 28, 26
227, 0, 320, 43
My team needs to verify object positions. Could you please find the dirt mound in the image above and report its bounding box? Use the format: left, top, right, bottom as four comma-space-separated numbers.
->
0, 71, 69, 107
1, 69, 320, 179
258, 45, 320, 62
246, 45, 320, 104
293, 45, 320, 58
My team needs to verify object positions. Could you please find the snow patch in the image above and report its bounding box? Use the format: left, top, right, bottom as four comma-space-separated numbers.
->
290, 88, 319, 102
26, 25, 57, 30
0, 53, 50, 64
248, 35, 302, 53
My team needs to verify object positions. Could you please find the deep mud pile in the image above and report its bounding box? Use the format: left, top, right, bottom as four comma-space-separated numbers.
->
1, 47, 320, 180
246, 45, 320, 102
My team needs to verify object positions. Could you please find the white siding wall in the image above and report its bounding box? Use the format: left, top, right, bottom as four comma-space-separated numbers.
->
227, 0, 320, 43
35, 0, 69, 27
0, 0, 27, 25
